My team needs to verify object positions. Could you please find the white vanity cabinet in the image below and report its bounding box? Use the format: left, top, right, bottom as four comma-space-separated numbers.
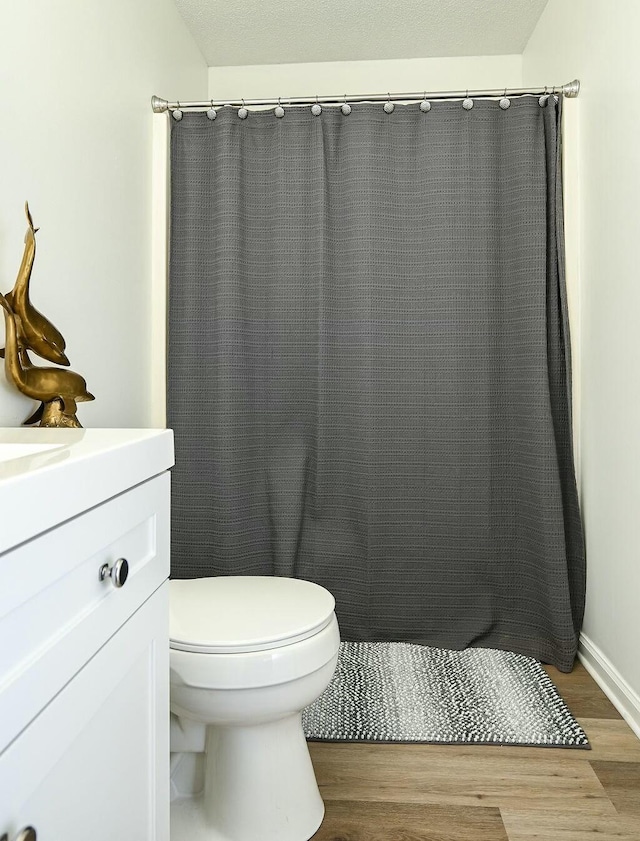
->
0, 429, 174, 841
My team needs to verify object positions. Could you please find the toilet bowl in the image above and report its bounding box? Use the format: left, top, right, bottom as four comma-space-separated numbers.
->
169, 576, 340, 841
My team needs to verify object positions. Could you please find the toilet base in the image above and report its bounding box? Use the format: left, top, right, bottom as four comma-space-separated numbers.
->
170, 712, 325, 841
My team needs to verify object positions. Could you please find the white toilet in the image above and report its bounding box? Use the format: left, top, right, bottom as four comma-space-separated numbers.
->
169, 575, 340, 841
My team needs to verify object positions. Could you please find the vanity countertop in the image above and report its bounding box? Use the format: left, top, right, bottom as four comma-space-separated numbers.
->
0, 428, 174, 554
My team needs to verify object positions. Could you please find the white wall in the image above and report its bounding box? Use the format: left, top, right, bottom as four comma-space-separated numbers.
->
209, 54, 522, 101
0, 0, 207, 428
524, 0, 640, 722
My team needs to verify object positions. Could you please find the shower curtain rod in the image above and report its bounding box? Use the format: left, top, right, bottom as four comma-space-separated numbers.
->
151, 79, 580, 113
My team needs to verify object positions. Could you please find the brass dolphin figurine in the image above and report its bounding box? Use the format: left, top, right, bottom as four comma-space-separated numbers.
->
0, 202, 69, 366
0, 292, 94, 427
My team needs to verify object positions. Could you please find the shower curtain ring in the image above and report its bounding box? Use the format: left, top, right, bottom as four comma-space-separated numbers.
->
341, 93, 351, 116
463, 89, 474, 110
275, 96, 285, 118
384, 92, 395, 114
311, 94, 322, 116
539, 85, 549, 107
420, 90, 431, 112
207, 99, 217, 120
172, 101, 183, 121
238, 98, 248, 119
499, 86, 511, 110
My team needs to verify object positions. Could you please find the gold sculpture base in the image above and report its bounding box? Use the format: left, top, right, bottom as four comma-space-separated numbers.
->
25, 400, 82, 428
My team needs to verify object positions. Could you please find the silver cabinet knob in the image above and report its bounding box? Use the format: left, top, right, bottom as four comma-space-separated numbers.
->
99, 557, 129, 588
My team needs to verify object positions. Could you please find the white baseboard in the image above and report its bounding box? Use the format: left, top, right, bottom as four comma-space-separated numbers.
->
578, 633, 640, 740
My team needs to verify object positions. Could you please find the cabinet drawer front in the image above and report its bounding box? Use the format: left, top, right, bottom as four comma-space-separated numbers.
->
0, 472, 170, 752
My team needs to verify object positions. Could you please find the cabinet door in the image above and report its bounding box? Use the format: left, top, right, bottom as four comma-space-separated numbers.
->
0, 584, 169, 841
0, 472, 170, 754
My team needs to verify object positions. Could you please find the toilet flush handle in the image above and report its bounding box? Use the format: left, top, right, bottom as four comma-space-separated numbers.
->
99, 557, 129, 588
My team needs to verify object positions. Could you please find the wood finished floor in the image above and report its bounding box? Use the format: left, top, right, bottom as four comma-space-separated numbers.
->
309, 662, 640, 840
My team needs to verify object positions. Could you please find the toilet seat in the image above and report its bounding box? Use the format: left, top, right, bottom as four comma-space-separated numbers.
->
169, 576, 336, 654
170, 615, 340, 690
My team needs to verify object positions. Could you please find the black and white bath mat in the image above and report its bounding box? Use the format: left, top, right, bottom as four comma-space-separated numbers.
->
302, 642, 589, 748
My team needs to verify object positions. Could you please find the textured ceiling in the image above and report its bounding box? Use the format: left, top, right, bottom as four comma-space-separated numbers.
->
174, 0, 549, 67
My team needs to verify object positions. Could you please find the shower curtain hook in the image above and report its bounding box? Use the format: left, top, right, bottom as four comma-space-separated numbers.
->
275, 96, 285, 118
341, 93, 351, 116
384, 92, 395, 114
238, 98, 248, 119
420, 90, 431, 112
499, 86, 511, 110
462, 89, 474, 110
172, 101, 183, 121
311, 94, 322, 116
539, 85, 549, 107
207, 99, 217, 120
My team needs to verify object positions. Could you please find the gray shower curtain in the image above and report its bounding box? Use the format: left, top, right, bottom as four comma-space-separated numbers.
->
168, 96, 585, 672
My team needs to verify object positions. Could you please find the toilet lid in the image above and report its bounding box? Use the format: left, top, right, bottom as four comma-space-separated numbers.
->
169, 576, 336, 654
